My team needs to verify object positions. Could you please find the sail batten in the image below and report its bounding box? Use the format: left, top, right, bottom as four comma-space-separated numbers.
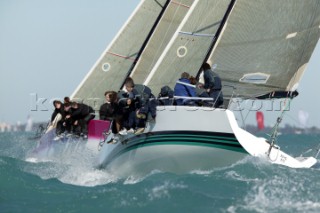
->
171, 1, 191, 8
106, 52, 138, 61
179, 31, 215, 37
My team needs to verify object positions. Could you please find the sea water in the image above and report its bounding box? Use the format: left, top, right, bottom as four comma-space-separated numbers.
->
1, 132, 320, 213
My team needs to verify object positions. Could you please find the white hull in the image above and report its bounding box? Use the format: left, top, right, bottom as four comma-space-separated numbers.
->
101, 144, 245, 177
96, 106, 317, 176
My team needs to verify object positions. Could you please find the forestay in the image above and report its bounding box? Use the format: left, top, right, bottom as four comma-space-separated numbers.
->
130, 0, 195, 85
208, 0, 320, 100
71, 0, 168, 103
144, 0, 233, 94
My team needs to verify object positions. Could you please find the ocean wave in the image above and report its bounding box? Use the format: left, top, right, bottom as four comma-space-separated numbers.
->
227, 172, 320, 213
225, 170, 260, 183
60, 168, 118, 187
189, 169, 214, 176
146, 181, 188, 201
123, 170, 164, 185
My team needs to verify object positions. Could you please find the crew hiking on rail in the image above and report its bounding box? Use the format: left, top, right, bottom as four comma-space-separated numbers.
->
50, 63, 223, 141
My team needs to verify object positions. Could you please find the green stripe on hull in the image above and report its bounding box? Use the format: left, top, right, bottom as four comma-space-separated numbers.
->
127, 137, 240, 147
103, 131, 248, 166
140, 134, 239, 143
117, 140, 247, 159
113, 132, 248, 160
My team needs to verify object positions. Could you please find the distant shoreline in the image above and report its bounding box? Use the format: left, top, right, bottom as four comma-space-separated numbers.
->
1, 121, 320, 136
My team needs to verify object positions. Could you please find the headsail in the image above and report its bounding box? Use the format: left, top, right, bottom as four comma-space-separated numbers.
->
130, 0, 196, 85
143, 0, 234, 94
207, 0, 320, 100
71, 0, 168, 103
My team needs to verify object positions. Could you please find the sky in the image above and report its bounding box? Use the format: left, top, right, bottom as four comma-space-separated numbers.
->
0, 0, 319, 128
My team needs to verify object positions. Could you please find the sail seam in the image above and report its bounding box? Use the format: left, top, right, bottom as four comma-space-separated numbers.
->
219, 25, 320, 48
107, 52, 137, 62
171, 1, 191, 9
224, 79, 282, 89
179, 31, 215, 37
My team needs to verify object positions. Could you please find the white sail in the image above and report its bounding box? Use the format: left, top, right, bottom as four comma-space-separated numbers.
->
298, 110, 309, 128
130, 0, 196, 85
25, 115, 33, 132
71, 0, 168, 102
143, 0, 233, 94
207, 0, 320, 100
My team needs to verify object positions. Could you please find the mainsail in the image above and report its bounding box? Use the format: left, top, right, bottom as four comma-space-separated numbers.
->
207, 0, 320, 100
71, 0, 168, 103
143, 0, 234, 94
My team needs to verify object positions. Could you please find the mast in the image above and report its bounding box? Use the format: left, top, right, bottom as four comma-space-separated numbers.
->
196, 0, 237, 79
120, 0, 172, 89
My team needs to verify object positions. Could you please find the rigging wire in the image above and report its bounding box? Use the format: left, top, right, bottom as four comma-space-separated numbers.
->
271, 98, 320, 160
267, 97, 291, 156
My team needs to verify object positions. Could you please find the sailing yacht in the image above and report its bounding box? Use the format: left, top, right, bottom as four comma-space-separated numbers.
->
67, 0, 320, 175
